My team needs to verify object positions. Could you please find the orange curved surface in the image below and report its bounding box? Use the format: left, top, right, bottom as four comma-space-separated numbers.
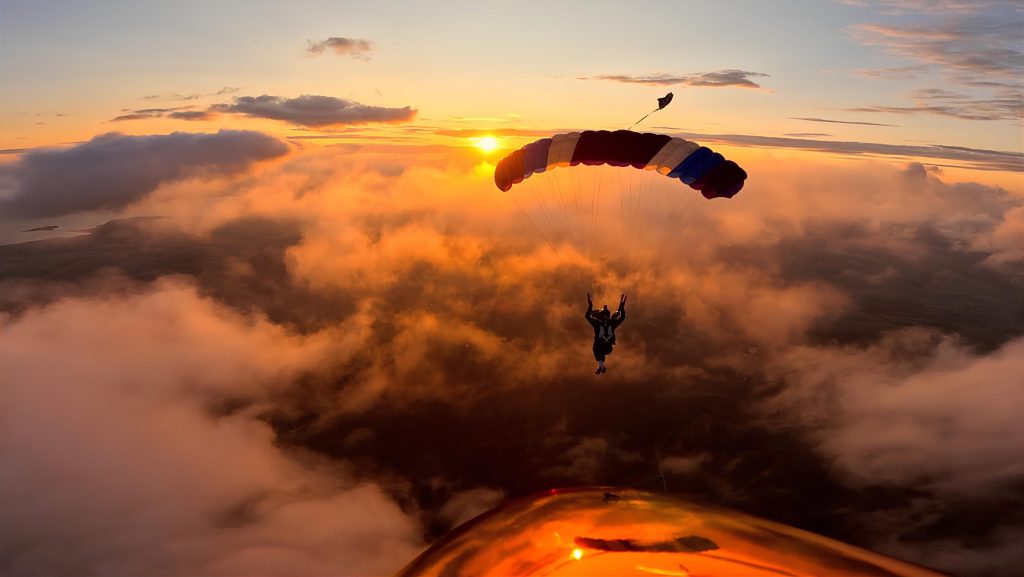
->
396, 487, 946, 577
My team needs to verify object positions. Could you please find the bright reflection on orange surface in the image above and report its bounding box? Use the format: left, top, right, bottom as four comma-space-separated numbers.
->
396, 487, 948, 577
473, 136, 500, 153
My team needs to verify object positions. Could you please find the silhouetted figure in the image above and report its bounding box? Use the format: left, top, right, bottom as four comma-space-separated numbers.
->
586, 293, 626, 374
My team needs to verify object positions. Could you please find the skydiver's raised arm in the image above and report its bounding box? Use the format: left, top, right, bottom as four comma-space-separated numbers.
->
613, 294, 627, 326
585, 293, 594, 319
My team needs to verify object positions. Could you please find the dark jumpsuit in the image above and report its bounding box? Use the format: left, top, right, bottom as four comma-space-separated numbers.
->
586, 303, 626, 362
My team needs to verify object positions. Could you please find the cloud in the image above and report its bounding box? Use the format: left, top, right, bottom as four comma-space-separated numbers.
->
111, 107, 217, 122
429, 126, 1024, 174
581, 70, 770, 89
1, 142, 1022, 577
142, 92, 201, 101
790, 116, 897, 127
848, 1, 1023, 127
111, 110, 169, 122
307, 37, 373, 59
850, 87, 1023, 121
853, 64, 929, 79
767, 330, 1024, 491
762, 330, 1024, 574
0, 279, 422, 576
851, 10, 1024, 82
169, 110, 217, 121
977, 205, 1024, 265
0, 130, 290, 218
210, 95, 416, 127
432, 128, 575, 139
844, 0, 996, 13
681, 131, 1024, 172
111, 106, 201, 122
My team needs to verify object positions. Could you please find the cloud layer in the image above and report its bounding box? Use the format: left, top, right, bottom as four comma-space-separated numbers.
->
790, 116, 897, 127
210, 95, 416, 127
849, 1, 1024, 122
1, 137, 1021, 576
0, 280, 422, 576
582, 70, 769, 89
0, 131, 290, 218
307, 37, 374, 59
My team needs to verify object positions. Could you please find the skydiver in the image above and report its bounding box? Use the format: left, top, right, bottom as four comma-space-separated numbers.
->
586, 293, 626, 374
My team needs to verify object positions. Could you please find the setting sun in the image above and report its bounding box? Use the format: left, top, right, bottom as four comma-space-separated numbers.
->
473, 136, 500, 153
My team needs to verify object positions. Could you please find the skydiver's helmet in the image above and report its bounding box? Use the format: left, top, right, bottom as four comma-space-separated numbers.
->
598, 307, 611, 322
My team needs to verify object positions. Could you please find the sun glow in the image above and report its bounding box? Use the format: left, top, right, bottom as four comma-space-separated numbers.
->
473, 136, 500, 153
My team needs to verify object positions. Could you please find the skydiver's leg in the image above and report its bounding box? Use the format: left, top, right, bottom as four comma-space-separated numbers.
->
593, 341, 606, 374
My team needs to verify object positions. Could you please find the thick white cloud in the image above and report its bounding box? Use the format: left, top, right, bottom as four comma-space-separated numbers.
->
0, 280, 421, 576
767, 330, 1024, 493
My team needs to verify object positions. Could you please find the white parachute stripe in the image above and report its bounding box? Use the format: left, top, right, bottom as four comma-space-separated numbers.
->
652, 139, 699, 175
643, 138, 683, 171
546, 134, 566, 171
553, 132, 581, 167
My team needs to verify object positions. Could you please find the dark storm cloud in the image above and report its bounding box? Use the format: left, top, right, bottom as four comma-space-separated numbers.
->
210, 95, 416, 127
0, 131, 289, 218
790, 116, 897, 127
582, 70, 770, 89
307, 37, 374, 58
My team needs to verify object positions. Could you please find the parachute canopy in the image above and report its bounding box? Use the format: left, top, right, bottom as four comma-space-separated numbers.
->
494, 130, 746, 200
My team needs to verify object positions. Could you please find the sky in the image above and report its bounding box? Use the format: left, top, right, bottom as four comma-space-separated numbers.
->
0, 1, 1022, 576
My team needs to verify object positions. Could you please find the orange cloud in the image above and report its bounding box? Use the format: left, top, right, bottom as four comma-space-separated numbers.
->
3, 137, 1022, 577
